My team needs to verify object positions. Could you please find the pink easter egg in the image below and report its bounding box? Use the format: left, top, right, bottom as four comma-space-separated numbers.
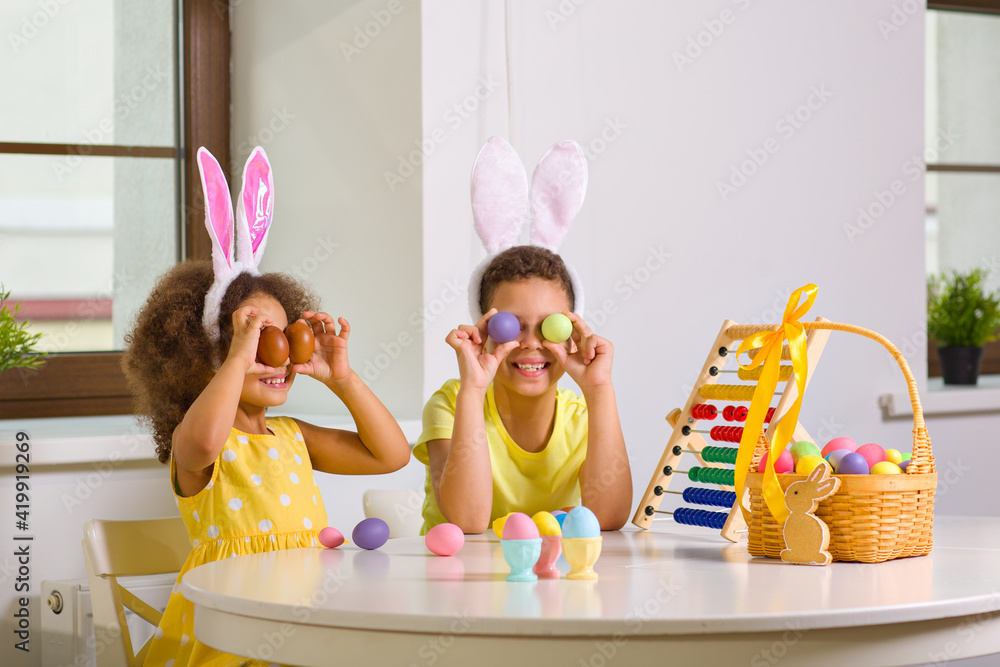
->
758, 449, 794, 474
318, 526, 345, 549
821, 436, 858, 458
425, 523, 465, 557
855, 443, 887, 470
500, 512, 540, 540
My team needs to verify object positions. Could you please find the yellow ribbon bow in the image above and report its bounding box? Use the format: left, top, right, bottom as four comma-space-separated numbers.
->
734, 284, 818, 525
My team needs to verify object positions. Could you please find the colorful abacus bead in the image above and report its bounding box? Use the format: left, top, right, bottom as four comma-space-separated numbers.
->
672, 507, 728, 530
700, 446, 738, 465
681, 487, 737, 508
687, 466, 735, 486
690, 403, 718, 420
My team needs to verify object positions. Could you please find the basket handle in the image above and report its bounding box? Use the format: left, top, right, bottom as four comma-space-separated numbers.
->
726, 321, 934, 474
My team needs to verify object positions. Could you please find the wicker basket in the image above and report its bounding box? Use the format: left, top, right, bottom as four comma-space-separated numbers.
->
743, 322, 936, 564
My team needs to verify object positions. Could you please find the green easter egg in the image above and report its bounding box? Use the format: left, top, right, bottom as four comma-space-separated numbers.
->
541, 313, 573, 343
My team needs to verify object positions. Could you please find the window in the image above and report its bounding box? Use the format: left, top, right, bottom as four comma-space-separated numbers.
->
926, 1, 1000, 377
0, 0, 231, 418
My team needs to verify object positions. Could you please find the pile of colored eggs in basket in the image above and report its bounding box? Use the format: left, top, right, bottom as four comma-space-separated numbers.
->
758, 436, 912, 476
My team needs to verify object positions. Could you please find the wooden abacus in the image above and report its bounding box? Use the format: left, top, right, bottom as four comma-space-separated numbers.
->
632, 319, 831, 540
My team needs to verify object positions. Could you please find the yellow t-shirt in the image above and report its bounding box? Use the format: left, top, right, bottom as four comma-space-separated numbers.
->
412, 378, 588, 534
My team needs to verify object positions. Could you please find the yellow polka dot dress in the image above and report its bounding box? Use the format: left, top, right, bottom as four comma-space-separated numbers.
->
144, 417, 328, 667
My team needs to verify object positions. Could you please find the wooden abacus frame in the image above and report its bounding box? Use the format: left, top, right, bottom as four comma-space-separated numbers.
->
632, 318, 832, 541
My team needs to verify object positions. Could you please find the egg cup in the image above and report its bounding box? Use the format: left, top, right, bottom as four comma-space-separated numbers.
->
562, 536, 602, 580
533, 534, 563, 579
501, 538, 542, 582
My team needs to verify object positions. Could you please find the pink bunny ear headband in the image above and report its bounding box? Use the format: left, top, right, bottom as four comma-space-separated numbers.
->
198, 146, 274, 349
468, 136, 588, 320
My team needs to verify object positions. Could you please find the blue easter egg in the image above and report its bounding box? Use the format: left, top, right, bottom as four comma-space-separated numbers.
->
561, 506, 601, 538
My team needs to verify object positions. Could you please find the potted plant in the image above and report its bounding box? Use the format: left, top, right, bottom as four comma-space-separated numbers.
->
927, 269, 1000, 385
0, 285, 47, 377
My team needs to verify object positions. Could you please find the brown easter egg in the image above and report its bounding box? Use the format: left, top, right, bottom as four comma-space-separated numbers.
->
256, 325, 289, 367
285, 321, 316, 364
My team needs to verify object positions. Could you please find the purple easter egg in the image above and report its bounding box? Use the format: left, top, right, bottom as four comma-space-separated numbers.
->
352, 518, 389, 550
837, 452, 870, 475
487, 311, 520, 344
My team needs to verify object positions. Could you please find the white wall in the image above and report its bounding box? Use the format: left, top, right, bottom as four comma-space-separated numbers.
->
230, 0, 424, 419
419, 0, 998, 521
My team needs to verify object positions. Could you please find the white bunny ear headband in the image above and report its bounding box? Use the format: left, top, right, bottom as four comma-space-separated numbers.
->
468, 136, 588, 320
198, 146, 274, 347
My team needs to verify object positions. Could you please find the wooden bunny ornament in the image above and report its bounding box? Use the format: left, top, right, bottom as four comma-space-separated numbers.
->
780, 463, 841, 566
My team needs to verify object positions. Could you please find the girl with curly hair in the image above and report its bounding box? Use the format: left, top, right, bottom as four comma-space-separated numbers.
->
123, 148, 410, 667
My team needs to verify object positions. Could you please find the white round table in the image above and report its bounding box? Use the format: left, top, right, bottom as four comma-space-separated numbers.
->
182, 516, 1000, 666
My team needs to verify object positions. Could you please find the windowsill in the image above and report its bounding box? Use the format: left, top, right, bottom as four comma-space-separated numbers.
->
0, 414, 423, 468
878, 374, 1000, 418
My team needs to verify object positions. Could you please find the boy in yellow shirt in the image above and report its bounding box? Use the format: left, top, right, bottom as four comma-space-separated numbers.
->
412, 138, 632, 534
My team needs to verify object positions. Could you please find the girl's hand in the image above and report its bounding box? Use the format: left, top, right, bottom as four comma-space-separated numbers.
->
293, 311, 352, 386
543, 312, 614, 391
225, 306, 282, 375
446, 308, 519, 392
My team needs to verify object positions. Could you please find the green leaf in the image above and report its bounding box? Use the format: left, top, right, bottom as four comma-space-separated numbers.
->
0, 284, 49, 376
927, 269, 1000, 347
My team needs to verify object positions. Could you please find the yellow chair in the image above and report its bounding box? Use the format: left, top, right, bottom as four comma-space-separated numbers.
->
82, 517, 191, 667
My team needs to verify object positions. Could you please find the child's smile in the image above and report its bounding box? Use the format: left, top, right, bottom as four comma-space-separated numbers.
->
259, 372, 290, 390
511, 358, 551, 376
487, 277, 572, 398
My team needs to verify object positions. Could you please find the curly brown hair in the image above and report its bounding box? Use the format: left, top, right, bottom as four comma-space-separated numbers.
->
122, 260, 317, 463
479, 245, 575, 313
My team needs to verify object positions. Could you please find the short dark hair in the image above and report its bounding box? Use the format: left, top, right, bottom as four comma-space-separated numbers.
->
479, 245, 574, 313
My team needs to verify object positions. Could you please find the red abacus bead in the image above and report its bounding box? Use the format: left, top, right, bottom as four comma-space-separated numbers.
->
765, 407, 776, 422
734, 406, 748, 422
691, 404, 717, 420
722, 405, 735, 422
710, 426, 724, 441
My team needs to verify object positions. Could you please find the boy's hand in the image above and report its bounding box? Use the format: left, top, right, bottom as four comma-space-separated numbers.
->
226, 306, 282, 375
446, 308, 519, 391
543, 312, 614, 391
293, 311, 353, 386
